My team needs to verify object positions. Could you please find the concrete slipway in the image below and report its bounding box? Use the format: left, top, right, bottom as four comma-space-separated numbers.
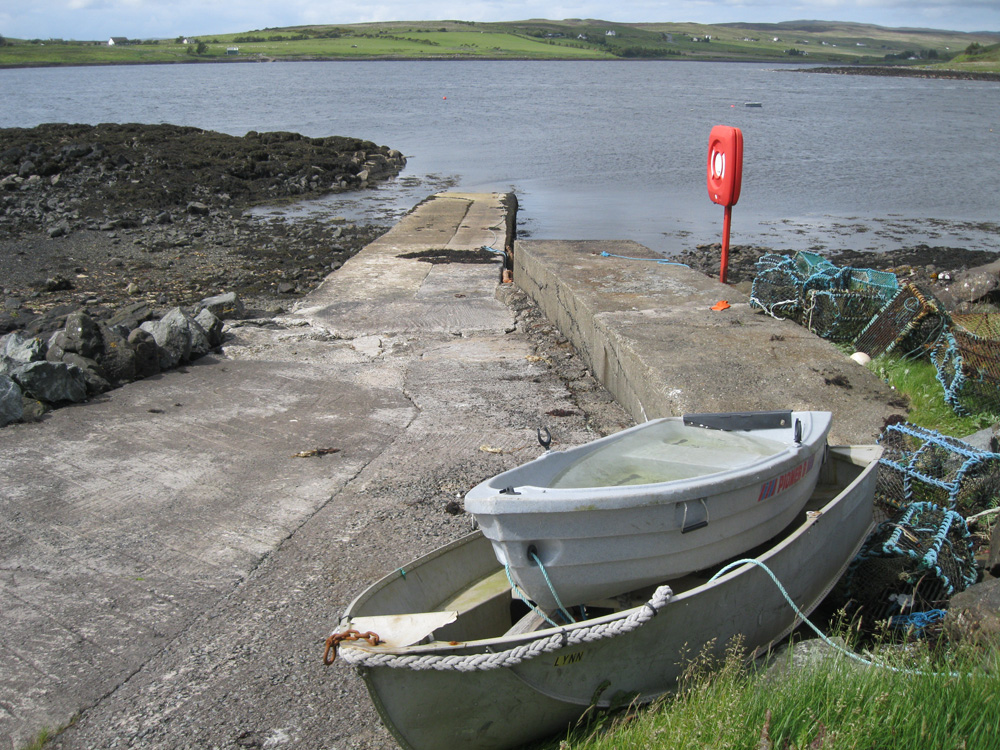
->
0, 193, 899, 750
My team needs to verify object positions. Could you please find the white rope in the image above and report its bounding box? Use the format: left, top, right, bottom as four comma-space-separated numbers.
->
749, 294, 801, 320
337, 585, 674, 672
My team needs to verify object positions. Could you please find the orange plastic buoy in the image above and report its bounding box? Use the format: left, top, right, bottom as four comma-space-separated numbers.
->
711, 300, 731, 311
443, 96, 447, 100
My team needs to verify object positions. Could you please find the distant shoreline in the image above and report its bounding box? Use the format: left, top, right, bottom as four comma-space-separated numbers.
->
798, 65, 1000, 82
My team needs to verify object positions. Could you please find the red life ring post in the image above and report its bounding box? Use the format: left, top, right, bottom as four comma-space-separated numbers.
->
707, 125, 744, 284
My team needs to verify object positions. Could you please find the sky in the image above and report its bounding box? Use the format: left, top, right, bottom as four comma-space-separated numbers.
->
2, 0, 998, 41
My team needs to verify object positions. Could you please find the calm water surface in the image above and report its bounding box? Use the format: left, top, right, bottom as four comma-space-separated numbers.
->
2, 61, 998, 255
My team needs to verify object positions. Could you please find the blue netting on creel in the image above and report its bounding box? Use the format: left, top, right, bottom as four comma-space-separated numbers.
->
876, 422, 1000, 517
931, 314, 1000, 418
804, 288, 888, 343
888, 608, 946, 637
749, 256, 807, 320
839, 501, 977, 620
793, 250, 838, 276
845, 267, 900, 299
750, 253, 899, 343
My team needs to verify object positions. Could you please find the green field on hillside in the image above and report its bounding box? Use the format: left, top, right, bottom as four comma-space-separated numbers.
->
1, 19, 997, 70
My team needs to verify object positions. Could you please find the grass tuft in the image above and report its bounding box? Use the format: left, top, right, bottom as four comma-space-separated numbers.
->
545, 630, 1000, 750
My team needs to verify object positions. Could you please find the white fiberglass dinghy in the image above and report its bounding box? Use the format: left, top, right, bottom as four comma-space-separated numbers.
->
464, 410, 832, 609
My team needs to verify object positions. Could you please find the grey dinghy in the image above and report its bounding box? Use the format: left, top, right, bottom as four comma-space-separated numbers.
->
464, 410, 832, 610
329, 445, 879, 750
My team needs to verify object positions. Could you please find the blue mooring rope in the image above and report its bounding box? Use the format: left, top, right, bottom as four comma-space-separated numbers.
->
709, 558, 965, 678
600, 251, 689, 267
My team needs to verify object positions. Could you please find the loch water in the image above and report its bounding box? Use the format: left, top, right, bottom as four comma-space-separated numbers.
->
2, 60, 998, 255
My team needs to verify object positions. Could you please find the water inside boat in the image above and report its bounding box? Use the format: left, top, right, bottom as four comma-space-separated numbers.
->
549, 420, 789, 489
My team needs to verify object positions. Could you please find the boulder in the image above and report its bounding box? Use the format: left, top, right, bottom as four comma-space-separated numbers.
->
140, 307, 210, 369
943, 577, 1000, 646
947, 263, 1000, 305
61, 353, 111, 395
107, 301, 157, 335
758, 636, 852, 682
11, 360, 87, 404
194, 308, 224, 349
187, 313, 213, 359
0, 374, 23, 426
140, 310, 190, 369
199, 291, 244, 321
94, 325, 137, 385
62, 311, 103, 359
2, 331, 46, 367
127, 328, 160, 378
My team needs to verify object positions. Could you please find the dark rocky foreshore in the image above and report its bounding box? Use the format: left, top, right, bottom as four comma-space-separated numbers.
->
799, 65, 1000, 82
1, 123, 406, 426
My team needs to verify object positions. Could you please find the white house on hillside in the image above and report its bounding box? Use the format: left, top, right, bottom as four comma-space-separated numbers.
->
108, 37, 129, 46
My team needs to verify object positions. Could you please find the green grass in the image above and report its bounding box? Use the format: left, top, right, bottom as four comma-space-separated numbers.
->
545, 633, 1000, 750
870, 355, 997, 436
20, 728, 51, 750
932, 41, 1000, 73
2, 20, 995, 67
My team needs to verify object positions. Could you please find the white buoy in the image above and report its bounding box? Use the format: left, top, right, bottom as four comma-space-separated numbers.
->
850, 352, 871, 366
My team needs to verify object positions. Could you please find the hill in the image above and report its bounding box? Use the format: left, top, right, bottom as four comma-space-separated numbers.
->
1, 19, 998, 70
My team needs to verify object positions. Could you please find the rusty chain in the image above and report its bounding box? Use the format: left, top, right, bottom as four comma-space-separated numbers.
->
323, 629, 381, 665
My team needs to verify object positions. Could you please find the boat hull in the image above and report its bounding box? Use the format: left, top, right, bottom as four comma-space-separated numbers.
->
337, 446, 879, 750
465, 411, 832, 609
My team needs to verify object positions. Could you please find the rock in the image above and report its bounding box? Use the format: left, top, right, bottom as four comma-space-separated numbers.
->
948, 268, 1000, 304
95, 324, 137, 385
194, 308, 224, 349
139, 307, 211, 368
988, 518, 1000, 577
61, 352, 111, 395
140, 308, 192, 369
186, 314, 213, 359
0, 374, 23, 426
127, 328, 160, 378
107, 301, 157, 334
46, 330, 69, 363
43, 276, 74, 292
758, 636, 852, 682
62, 311, 103, 359
11, 360, 87, 404
47, 221, 70, 238
199, 291, 244, 321
944, 577, 1000, 646
2, 331, 46, 366
186, 201, 210, 216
